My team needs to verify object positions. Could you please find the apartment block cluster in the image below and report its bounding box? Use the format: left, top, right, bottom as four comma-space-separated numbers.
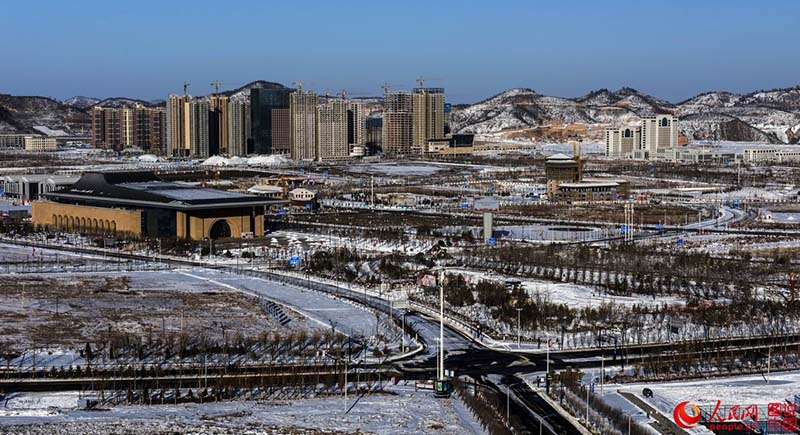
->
604, 115, 679, 159
85, 82, 464, 160
164, 87, 365, 161
382, 87, 448, 156
91, 104, 166, 152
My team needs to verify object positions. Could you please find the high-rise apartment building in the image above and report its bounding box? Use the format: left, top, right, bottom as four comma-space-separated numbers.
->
92, 105, 165, 153
250, 88, 292, 155
382, 92, 414, 156
92, 107, 120, 150
290, 90, 318, 161
317, 98, 350, 161
209, 95, 229, 156
143, 107, 167, 154
365, 118, 382, 156
346, 101, 365, 148
166, 94, 191, 157
188, 99, 210, 158
412, 87, 446, 150
227, 99, 251, 157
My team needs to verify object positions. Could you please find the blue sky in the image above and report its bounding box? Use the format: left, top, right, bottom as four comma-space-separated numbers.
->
1, 0, 798, 103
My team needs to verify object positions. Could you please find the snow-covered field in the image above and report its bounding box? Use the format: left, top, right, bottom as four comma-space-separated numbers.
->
344, 162, 452, 176
615, 371, 800, 434
0, 384, 485, 435
445, 267, 685, 309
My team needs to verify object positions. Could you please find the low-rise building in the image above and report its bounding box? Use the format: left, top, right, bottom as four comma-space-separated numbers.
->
2, 174, 80, 202
0, 134, 30, 150
552, 182, 620, 203
24, 136, 57, 152
32, 171, 286, 240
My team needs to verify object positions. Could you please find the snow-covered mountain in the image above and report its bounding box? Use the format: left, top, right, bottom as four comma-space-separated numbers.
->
452, 86, 800, 144
0, 94, 91, 134
63, 96, 101, 109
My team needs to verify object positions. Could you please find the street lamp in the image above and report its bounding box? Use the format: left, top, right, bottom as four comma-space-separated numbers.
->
504, 381, 524, 425
516, 307, 523, 349
538, 413, 556, 435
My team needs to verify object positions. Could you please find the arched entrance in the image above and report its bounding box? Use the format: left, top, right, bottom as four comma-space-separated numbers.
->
209, 219, 232, 239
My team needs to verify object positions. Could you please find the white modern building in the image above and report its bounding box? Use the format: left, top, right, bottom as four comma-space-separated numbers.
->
605, 115, 679, 159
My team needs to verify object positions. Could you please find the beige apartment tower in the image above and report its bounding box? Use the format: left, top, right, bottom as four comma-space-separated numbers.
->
166, 94, 191, 157
316, 98, 350, 161
412, 87, 446, 151
290, 90, 318, 161
188, 99, 210, 158
382, 92, 414, 156
227, 99, 251, 157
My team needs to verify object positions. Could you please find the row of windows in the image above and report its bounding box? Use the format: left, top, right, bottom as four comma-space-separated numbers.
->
52, 214, 117, 233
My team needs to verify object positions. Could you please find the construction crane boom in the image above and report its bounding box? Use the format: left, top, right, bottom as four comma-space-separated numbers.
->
210, 81, 241, 95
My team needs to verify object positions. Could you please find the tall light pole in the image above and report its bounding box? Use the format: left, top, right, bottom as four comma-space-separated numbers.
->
516, 308, 522, 349
438, 269, 445, 380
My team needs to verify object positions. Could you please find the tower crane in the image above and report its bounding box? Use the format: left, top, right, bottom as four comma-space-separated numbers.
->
182, 81, 190, 96
209, 81, 241, 95
382, 83, 404, 94
416, 76, 444, 88
292, 81, 303, 92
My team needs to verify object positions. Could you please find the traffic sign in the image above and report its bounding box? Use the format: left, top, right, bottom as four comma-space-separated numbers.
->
305, 203, 312, 210
677, 238, 684, 247
655, 224, 663, 230
620, 225, 628, 234
488, 237, 496, 246
289, 255, 301, 266
460, 203, 468, 209
278, 209, 287, 215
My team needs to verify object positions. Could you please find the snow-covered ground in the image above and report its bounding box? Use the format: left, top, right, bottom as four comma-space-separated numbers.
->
0, 384, 485, 435
615, 371, 800, 434
445, 267, 685, 309
263, 230, 434, 256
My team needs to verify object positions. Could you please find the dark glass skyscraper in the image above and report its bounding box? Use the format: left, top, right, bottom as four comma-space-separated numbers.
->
250, 88, 292, 155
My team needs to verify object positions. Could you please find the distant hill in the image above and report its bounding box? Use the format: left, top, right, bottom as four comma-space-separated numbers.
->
451, 86, 800, 144
0, 94, 90, 135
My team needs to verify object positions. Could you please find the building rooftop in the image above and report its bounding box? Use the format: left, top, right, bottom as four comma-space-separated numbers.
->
559, 182, 619, 189
4, 174, 80, 183
545, 153, 575, 161
44, 172, 286, 211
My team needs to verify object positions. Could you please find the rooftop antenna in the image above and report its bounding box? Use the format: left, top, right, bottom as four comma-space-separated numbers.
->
416, 77, 425, 87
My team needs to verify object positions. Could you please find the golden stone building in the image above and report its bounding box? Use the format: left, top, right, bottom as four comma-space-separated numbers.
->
32, 172, 285, 240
